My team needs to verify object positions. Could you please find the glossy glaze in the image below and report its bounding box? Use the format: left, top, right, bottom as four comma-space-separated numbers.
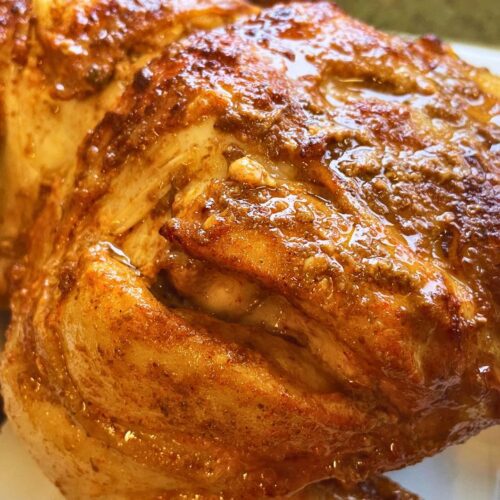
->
0, 0, 255, 300
0, 1, 499, 498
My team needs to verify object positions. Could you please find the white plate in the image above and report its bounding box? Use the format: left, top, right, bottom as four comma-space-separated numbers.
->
0, 42, 499, 499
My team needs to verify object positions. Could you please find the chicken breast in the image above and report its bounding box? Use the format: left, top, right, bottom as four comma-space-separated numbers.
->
1, 1, 499, 498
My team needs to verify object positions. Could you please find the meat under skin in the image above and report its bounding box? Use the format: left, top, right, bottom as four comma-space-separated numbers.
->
0, 1, 499, 499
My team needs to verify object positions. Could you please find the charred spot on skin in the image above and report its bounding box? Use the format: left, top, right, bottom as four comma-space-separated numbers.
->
58, 264, 77, 296
223, 144, 245, 164
85, 63, 114, 89
440, 225, 460, 263
418, 35, 446, 56
269, 89, 286, 105
252, 89, 275, 111
214, 112, 241, 134
169, 99, 188, 117
159, 401, 170, 417
191, 41, 239, 66
133, 67, 154, 92
90, 458, 100, 473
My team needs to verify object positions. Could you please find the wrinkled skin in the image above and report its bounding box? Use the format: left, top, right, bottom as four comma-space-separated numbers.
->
0, 1, 499, 498
0, 0, 256, 302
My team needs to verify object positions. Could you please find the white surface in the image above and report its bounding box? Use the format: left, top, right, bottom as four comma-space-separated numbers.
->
0, 42, 498, 499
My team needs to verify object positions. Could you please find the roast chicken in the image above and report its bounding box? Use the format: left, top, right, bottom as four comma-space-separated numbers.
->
0, 0, 499, 498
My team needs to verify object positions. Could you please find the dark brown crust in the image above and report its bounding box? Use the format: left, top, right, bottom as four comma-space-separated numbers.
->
19, 0, 256, 98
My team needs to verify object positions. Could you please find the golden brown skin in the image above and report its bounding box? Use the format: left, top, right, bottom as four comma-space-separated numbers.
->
1, 1, 499, 498
0, 0, 256, 302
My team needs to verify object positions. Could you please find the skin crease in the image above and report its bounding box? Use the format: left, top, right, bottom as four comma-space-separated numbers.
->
0, 1, 499, 498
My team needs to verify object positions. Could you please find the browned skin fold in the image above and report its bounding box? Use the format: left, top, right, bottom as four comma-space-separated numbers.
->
0, 1, 499, 498
0, 0, 257, 300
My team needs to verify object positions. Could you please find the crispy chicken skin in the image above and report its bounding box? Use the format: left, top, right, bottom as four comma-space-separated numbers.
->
0, 0, 256, 302
0, 1, 499, 498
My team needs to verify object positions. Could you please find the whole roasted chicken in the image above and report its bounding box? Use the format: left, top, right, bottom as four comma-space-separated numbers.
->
0, 1, 499, 498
